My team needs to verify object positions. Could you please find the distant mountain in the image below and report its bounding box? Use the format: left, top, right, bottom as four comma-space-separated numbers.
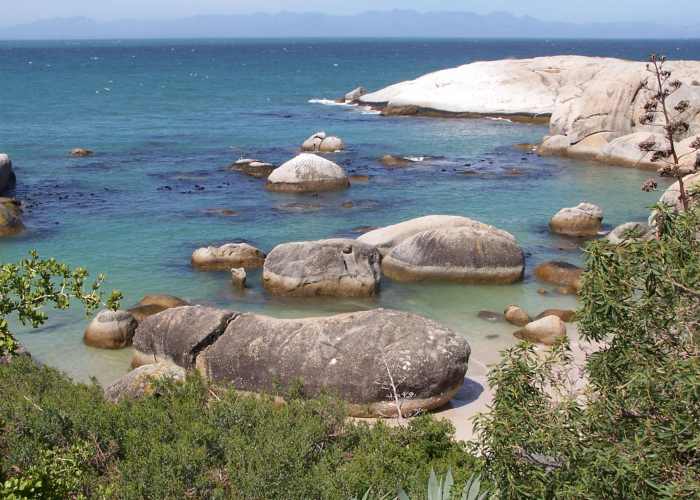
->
1, 10, 698, 40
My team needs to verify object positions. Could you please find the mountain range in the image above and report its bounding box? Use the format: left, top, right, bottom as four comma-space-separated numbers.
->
1, 10, 698, 40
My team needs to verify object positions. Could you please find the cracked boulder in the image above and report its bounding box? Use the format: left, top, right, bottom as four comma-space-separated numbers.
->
262, 238, 381, 297
131, 306, 236, 368
195, 308, 470, 417
266, 153, 349, 192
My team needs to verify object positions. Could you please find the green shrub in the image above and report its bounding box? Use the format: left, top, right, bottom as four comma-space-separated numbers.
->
0, 357, 482, 499
474, 206, 700, 499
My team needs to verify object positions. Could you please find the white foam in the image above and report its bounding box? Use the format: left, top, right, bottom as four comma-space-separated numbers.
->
485, 117, 513, 123
308, 98, 351, 107
404, 156, 427, 162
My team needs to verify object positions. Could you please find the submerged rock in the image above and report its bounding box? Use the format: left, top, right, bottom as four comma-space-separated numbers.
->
514, 315, 567, 345
197, 308, 470, 418
379, 155, 412, 167
380, 225, 524, 284
105, 362, 186, 403
534, 261, 583, 291
0, 198, 24, 237
84, 309, 138, 349
549, 202, 603, 237
301, 132, 345, 153
192, 243, 266, 270
266, 154, 349, 193
0, 154, 16, 194
263, 239, 381, 297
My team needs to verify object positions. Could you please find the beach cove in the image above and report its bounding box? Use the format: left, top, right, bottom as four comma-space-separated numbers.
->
2, 39, 698, 438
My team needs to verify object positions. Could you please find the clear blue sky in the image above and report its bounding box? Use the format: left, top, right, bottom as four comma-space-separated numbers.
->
2, 0, 698, 26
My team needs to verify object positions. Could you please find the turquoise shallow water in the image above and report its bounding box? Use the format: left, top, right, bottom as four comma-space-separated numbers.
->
1, 38, 695, 385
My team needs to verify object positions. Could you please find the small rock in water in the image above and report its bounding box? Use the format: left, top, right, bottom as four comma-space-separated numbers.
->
70, 148, 93, 157
550, 202, 603, 237
341, 201, 354, 209
230, 268, 247, 289
504, 305, 530, 327
349, 174, 369, 183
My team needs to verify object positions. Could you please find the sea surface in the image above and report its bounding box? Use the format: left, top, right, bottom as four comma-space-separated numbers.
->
2, 38, 699, 386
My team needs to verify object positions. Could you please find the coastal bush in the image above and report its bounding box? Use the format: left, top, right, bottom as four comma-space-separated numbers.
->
0, 356, 483, 499
474, 205, 700, 499
0, 250, 121, 356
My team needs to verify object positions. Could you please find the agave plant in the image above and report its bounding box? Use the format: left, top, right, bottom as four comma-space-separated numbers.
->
356, 469, 490, 500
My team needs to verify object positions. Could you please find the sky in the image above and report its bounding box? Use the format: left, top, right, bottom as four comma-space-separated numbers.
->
2, 0, 699, 27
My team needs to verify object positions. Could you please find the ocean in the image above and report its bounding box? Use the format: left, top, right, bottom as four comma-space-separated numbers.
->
2, 38, 698, 385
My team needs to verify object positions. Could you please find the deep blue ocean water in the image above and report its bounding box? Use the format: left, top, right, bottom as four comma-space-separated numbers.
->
2, 38, 699, 384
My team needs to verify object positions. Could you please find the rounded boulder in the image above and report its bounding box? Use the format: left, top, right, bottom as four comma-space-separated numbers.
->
263, 238, 381, 297
534, 261, 583, 291
514, 315, 567, 345
84, 309, 138, 349
192, 243, 266, 270
266, 153, 349, 193
504, 305, 530, 327
381, 225, 524, 284
104, 362, 186, 403
550, 202, 603, 237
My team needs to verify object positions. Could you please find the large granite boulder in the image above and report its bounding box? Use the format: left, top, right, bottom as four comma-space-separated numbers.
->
132, 306, 236, 368
550, 202, 603, 237
0, 154, 16, 194
195, 308, 470, 417
84, 309, 138, 349
534, 261, 583, 291
0, 198, 23, 237
301, 132, 345, 153
127, 294, 190, 322
266, 153, 349, 193
380, 225, 524, 284
191, 243, 266, 270
104, 362, 186, 403
263, 239, 381, 297
360, 56, 700, 168
358, 215, 503, 255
